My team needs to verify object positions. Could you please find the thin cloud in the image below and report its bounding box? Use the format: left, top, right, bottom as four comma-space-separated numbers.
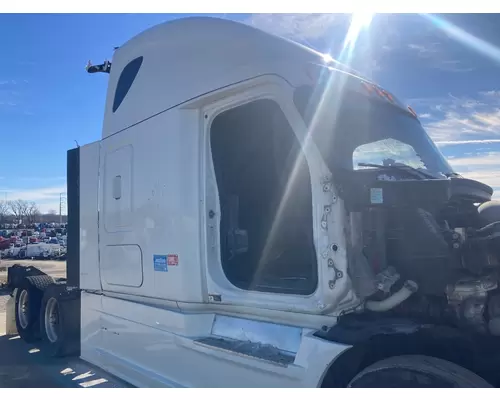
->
437, 139, 500, 146
245, 13, 345, 42
458, 170, 500, 196
481, 90, 500, 96
0, 185, 67, 214
246, 15, 473, 75
0, 80, 26, 111
245, 13, 383, 78
405, 39, 474, 73
416, 91, 500, 144
447, 152, 500, 168
426, 109, 500, 141
407, 42, 440, 57
0, 185, 66, 200
446, 152, 500, 198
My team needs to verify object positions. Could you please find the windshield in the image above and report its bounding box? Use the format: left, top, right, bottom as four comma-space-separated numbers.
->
294, 86, 455, 177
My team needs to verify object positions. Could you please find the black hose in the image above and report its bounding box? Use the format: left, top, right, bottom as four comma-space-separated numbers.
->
476, 221, 500, 236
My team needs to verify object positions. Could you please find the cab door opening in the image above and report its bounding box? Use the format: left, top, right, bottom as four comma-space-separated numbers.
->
210, 99, 318, 295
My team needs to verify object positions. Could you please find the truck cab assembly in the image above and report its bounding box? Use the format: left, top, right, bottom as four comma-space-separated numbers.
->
6, 16, 500, 388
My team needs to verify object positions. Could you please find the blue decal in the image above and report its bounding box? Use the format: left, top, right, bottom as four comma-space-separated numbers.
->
370, 187, 383, 204
154, 254, 168, 272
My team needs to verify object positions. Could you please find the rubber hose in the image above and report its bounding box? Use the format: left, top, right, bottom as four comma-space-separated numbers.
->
365, 280, 419, 312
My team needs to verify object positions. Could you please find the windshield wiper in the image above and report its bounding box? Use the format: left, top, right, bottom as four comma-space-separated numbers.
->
357, 162, 439, 180
444, 172, 463, 178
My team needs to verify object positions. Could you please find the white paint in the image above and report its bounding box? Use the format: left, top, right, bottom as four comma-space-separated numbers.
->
76, 16, 386, 387
96, 110, 205, 302
80, 293, 350, 387
103, 145, 133, 232
102, 17, 322, 139
101, 245, 143, 288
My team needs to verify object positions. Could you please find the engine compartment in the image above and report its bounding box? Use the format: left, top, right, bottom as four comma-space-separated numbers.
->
339, 170, 500, 336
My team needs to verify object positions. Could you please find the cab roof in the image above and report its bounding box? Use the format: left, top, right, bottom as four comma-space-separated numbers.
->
101, 17, 409, 138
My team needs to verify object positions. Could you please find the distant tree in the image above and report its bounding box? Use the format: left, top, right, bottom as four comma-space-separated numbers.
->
25, 201, 40, 224
38, 211, 67, 224
0, 200, 9, 224
7, 199, 29, 223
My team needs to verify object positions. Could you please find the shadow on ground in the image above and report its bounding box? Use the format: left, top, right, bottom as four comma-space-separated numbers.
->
0, 333, 129, 388
0, 334, 63, 387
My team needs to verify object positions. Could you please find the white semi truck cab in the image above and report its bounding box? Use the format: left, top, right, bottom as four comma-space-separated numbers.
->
7, 16, 500, 388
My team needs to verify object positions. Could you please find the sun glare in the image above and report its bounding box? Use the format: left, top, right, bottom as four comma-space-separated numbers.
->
344, 12, 374, 49
423, 14, 500, 65
254, 12, 375, 285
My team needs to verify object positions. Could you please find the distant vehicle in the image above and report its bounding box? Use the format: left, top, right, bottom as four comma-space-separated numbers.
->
0, 237, 10, 250
6, 245, 22, 258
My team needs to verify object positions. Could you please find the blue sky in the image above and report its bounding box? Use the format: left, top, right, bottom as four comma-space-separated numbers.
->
0, 13, 499, 213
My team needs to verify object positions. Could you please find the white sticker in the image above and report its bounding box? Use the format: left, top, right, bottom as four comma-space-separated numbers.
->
370, 188, 383, 204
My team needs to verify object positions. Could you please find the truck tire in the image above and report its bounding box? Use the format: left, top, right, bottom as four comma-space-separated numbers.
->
24, 274, 55, 292
14, 281, 44, 343
14, 275, 55, 343
347, 355, 492, 388
39, 283, 80, 357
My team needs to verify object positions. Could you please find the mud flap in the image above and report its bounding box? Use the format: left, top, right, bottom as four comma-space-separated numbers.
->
6, 288, 18, 335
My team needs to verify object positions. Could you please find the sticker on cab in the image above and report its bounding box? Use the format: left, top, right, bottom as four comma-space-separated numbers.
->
154, 254, 168, 272
370, 188, 384, 204
167, 254, 179, 266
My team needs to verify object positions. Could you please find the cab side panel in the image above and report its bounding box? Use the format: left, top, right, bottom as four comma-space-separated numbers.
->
97, 110, 205, 303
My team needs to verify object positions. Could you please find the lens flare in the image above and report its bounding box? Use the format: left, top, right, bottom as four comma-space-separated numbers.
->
252, 13, 375, 289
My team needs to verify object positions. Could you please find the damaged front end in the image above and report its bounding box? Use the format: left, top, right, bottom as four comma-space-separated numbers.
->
339, 171, 500, 336
294, 74, 500, 336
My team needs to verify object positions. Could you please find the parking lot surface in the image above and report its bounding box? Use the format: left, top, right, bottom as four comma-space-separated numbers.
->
0, 260, 129, 388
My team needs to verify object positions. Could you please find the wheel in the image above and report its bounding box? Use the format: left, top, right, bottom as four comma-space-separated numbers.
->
14, 285, 43, 343
348, 355, 492, 388
39, 283, 80, 357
